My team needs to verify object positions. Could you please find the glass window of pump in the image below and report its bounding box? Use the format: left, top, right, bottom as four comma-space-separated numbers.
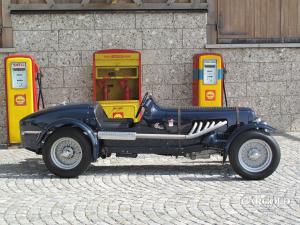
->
97, 67, 138, 79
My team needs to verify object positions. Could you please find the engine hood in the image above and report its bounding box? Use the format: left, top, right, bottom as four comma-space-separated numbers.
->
20, 104, 94, 129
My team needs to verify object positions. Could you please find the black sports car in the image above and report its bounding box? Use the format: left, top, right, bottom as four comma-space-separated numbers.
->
20, 92, 280, 179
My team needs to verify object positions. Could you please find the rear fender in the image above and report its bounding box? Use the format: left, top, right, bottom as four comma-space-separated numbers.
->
38, 119, 99, 162
223, 123, 276, 162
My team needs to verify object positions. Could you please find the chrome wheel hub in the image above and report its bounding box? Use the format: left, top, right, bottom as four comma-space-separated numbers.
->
50, 137, 82, 170
61, 147, 74, 158
238, 139, 272, 173
248, 148, 261, 160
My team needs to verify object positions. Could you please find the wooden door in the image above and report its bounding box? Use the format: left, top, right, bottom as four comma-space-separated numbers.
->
216, 0, 300, 43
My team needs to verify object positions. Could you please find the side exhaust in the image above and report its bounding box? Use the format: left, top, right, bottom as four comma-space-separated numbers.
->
98, 121, 227, 140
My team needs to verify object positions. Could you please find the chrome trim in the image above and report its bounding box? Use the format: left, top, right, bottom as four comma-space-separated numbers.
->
98, 121, 227, 140
97, 131, 136, 140
21, 131, 42, 135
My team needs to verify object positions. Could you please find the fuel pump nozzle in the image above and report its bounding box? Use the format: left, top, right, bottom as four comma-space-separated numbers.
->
36, 70, 45, 110
223, 67, 228, 107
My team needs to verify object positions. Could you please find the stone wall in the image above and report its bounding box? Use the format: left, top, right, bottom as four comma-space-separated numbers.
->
0, 11, 299, 144
211, 48, 300, 131
0, 53, 9, 144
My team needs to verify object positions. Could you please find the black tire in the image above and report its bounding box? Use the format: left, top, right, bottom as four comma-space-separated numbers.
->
42, 127, 92, 178
229, 130, 280, 180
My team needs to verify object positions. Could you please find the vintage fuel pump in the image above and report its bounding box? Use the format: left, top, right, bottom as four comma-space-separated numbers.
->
5, 55, 44, 144
93, 49, 141, 122
192, 53, 226, 107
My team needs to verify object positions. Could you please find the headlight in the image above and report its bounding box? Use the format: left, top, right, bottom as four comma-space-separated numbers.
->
254, 117, 262, 123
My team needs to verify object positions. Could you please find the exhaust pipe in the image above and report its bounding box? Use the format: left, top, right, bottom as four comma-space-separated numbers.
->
98, 121, 227, 140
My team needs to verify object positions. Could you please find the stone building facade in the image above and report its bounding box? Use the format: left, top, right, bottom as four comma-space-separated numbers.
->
0, 11, 299, 144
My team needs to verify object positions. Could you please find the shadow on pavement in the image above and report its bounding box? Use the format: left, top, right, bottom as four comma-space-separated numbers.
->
0, 157, 239, 181
276, 132, 300, 142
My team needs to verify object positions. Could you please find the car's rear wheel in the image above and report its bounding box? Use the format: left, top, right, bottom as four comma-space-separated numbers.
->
229, 130, 280, 180
42, 127, 92, 178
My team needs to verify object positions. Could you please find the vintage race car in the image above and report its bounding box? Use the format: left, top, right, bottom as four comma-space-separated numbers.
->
20, 92, 280, 179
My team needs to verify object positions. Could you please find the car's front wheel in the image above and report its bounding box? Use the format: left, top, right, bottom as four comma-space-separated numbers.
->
42, 127, 92, 178
229, 130, 280, 180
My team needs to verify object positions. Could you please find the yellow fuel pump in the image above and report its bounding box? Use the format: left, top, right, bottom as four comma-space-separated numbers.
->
5, 55, 40, 144
93, 49, 141, 122
192, 53, 224, 107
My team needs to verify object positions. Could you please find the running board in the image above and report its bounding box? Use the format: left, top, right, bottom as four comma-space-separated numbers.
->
97, 121, 227, 140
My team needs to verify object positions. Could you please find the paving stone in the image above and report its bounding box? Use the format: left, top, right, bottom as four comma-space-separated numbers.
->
225, 62, 260, 82
136, 13, 174, 29
291, 114, 300, 131
247, 81, 286, 97
12, 14, 52, 31
0, 54, 9, 69
0, 69, 5, 90
212, 49, 246, 63
69, 87, 93, 103
141, 49, 171, 65
81, 51, 94, 66
95, 13, 135, 29
281, 96, 300, 114
103, 29, 142, 49
142, 64, 188, 85
22, 52, 48, 68
259, 62, 292, 81
152, 85, 173, 100
64, 66, 93, 88
182, 28, 206, 49
14, 31, 58, 52
227, 97, 251, 108
172, 84, 192, 100
51, 13, 94, 30
48, 51, 81, 67
174, 13, 207, 29
42, 88, 70, 106
0, 134, 299, 224
261, 114, 293, 131
143, 29, 182, 49
0, 89, 6, 128
171, 48, 207, 64
243, 48, 284, 63
286, 80, 300, 96
59, 30, 102, 51
250, 96, 281, 116
0, 127, 6, 143
42, 67, 64, 88
225, 82, 247, 97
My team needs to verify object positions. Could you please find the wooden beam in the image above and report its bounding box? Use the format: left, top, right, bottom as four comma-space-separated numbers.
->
8, 3, 208, 11
206, 0, 217, 44
2, 28, 13, 48
1, 0, 13, 48
166, 0, 176, 5
81, 0, 90, 6
45, 0, 55, 5
132, 0, 143, 6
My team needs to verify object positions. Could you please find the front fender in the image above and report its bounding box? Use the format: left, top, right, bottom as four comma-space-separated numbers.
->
223, 122, 276, 162
38, 119, 99, 162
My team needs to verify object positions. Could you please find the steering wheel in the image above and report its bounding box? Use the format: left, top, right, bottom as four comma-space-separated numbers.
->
135, 92, 149, 118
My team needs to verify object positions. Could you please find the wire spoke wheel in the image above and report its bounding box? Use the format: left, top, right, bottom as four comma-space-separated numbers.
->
229, 131, 280, 180
50, 137, 83, 170
238, 139, 272, 173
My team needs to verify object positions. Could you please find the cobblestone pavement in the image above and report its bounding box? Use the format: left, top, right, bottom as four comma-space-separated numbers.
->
0, 133, 299, 225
